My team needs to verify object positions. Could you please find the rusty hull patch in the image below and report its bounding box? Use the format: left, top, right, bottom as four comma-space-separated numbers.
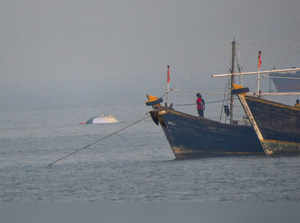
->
171, 146, 263, 159
262, 140, 300, 155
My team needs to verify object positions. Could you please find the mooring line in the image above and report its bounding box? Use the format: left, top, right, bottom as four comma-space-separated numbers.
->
47, 113, 150, 168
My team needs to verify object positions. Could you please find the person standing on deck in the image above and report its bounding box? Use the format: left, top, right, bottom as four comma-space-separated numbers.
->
196, 93, 205, 117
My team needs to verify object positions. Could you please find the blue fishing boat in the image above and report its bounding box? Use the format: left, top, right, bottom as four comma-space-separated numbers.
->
237, 93, 300, 155
146, 41, 264, 159
270, 69, 300, 92
213, 51, 300, 155
146, 103, 262, 159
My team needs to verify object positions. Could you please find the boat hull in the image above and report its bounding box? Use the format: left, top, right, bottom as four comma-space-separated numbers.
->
270, 71, 300, 92
151, 109, 263, 159
238, 95, 300, 155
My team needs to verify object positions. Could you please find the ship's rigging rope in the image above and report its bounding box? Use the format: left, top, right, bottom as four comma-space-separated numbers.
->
219, 77, 231, 122
174, 97, 239, 107
47, 113, 150, 167
172, 45, 246, 120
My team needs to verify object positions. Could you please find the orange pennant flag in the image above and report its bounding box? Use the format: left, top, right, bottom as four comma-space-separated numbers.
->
258, 51, 262, 69
167, 65, 170, 83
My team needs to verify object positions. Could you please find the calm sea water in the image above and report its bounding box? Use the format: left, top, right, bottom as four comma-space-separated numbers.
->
1, 104, 300, 204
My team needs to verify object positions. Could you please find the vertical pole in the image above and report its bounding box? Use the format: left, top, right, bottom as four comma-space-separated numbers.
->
257, 71, 261, 96
230, 40, 235, 125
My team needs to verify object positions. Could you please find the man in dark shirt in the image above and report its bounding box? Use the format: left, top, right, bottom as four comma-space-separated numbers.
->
196, 93, 205, 117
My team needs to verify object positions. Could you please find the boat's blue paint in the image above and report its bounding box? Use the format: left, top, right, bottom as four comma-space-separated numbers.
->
243, 95, 300, 155
154, 109, 263, 159
246, 96, 300, 143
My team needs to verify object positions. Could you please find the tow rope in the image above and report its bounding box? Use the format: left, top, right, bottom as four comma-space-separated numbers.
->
48, 113, 150, 167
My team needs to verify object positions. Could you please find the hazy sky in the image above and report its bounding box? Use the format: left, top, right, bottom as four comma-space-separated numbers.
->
1, 0, 300, 109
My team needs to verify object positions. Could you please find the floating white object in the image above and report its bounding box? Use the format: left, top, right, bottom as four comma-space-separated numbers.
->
81, 115, 119, 124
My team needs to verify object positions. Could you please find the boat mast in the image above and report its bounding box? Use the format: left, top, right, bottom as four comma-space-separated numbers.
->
230, 40, 236, 124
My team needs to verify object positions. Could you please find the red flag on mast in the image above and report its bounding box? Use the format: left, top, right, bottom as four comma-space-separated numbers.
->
167, 65, 170, 83
258, 51, 262, 69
